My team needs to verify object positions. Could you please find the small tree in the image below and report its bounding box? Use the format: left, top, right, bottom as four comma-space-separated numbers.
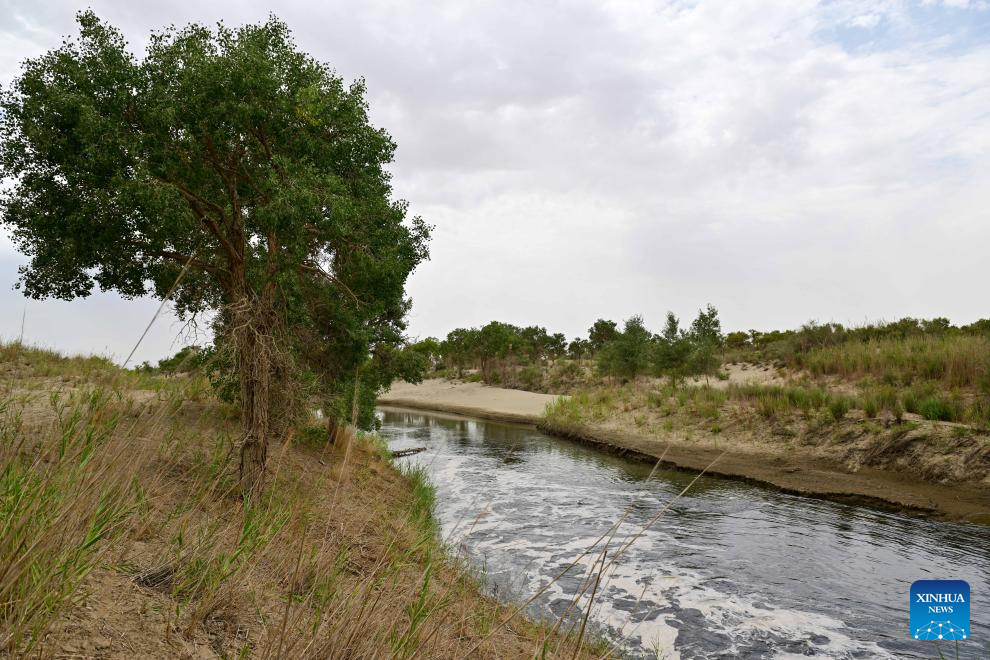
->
598, 316, 652, 381
687, 305, 723, 384
724, 331, 750, 351
568, 338, 590, 360
689, 304, 723, 348
653, 312, 690, 386
547, 333, 567, 361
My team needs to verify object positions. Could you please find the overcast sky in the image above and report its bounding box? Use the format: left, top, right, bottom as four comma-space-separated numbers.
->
1, 0, 989, 363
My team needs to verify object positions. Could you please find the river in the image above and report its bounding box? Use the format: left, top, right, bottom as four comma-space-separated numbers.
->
377, 407, 989, 659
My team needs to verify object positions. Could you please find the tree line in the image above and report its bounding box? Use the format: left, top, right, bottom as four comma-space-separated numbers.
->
409, 309, 990, 389
407, 304, 727, 385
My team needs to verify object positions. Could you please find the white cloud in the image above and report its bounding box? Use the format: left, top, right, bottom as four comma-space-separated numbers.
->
1, 0, 988, 355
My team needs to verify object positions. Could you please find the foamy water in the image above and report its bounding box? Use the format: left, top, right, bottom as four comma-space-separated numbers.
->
378, 408, 989, 659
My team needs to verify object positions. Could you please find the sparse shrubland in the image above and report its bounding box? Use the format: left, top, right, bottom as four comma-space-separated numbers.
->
485, 312, 990, 490
425, 311, 990, 429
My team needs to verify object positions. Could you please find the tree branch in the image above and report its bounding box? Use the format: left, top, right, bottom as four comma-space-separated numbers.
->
152, 176, 242, 265
300, 261, 362, 306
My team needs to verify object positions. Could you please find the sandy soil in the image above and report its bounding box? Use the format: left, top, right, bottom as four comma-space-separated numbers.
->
683, 361, 787, 389
378, 379, 990, 523
379, 378, 562, 424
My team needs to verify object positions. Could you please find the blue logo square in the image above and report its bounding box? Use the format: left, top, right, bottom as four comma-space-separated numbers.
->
911, 580, 970, 641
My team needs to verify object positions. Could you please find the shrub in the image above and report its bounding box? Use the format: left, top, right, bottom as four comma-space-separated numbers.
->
518, 365, 543, 391
295, 425, 329, 448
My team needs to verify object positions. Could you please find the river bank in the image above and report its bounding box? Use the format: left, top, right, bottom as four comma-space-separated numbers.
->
379, 378, 561, 424
0, 345, 601, 658
378, 379, 990, 523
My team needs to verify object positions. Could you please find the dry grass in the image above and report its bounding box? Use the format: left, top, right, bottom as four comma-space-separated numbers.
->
0, 342, 604, 658
796, 334, 990, 390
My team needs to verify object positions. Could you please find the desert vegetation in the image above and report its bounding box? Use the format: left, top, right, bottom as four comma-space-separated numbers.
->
414, 311, 990, 488
0, 342, 606, 657
421, 311, 990, 427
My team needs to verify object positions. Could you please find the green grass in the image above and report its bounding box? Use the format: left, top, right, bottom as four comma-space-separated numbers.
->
828, 396, 852, 421
0, 386, 136, 652
729, 383, 832, 418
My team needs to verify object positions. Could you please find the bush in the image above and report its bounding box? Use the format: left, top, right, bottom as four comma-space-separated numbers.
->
295, 425, 329, 448
518, 365, 543, 391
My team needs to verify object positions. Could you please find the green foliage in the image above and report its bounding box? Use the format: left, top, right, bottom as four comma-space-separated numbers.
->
797, 335, 989, 389
725, 331, 750, 350
861, 395, 879, 419
518, 365, 544, 391
154, 345, 207, 374
437, 322, 571, 385
294, 424, 330, 449
689, 304, 723, 348
587, 319, 619, 351
597, 316, 652, 380
567, 338, 591, 359
653, 312, 691, 384
1, 12, 430, 448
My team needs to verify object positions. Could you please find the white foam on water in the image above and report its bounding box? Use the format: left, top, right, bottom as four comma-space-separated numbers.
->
380, 415, 979, 659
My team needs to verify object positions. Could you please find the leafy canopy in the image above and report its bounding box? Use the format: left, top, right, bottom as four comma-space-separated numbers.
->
0, 11, 429, 325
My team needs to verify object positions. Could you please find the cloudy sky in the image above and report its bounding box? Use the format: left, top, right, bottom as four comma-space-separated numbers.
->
1, 0, 988, 363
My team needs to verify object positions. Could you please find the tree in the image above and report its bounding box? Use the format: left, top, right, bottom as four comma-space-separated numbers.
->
587, 319, 619, 351
689, 304, 723, 348
687, 305, 723, 383
441, 328, 476, 377
519, 325, 550, 363
653, 312, 690, 385
0, 13, 429, 499
547, 332, 567, 360
597, 316, 652, 380
724, 331, 750, 350
568, 338, 590, 360
406, 337, 442, 374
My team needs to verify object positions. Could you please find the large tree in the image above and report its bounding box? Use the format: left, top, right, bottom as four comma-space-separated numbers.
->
0, 13, 429, 498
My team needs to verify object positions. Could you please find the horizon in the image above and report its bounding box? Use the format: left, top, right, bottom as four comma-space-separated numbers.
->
2, 0, 989, 363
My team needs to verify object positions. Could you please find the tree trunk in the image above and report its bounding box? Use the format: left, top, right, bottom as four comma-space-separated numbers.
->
350, 366, 361, 428
232, 296, 276, 502
326, 415, 339, 445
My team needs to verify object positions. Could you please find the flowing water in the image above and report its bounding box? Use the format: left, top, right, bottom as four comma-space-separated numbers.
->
377, 407, 990, 659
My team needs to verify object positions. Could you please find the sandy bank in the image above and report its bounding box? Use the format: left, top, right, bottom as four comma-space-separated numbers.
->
378, 378, 560, 425
380, 380, 990, 523
540, 420, 990, 524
